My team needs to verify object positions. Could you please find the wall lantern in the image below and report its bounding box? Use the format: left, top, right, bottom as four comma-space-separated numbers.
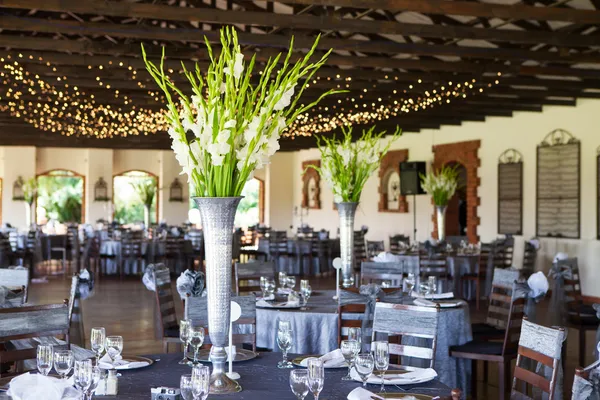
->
94, 177, 110, 201
12, 176, 25, 201
169, 178, 184, 202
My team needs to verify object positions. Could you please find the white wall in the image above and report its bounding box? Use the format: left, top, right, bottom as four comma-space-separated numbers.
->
277, 99, 600, 297
159, 150, 189, 225
2, 147, 36, 229
265, 152, 294, 231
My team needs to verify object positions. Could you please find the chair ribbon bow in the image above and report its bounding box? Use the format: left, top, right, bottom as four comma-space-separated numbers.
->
572, 360, 600, 400
547, 263, 573, 326
176, 270, 205, 300
512, 281, 546, 324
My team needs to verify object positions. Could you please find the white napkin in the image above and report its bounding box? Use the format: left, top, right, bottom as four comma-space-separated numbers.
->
287, 292, 300, 306
347, 387, 383, 400
528, 239, 540, 250
351, 368, 437, 385
300, 349, 346, 368
98, 354, 149, 370
413, 298, 463, 308
373, 252, 403, 263
7, 373, 81, 400
411, 291, 454, 300
527, 271, 549, 298
553, 252, 569, 263
277, 288, 292, 295
257, 294, 274, 301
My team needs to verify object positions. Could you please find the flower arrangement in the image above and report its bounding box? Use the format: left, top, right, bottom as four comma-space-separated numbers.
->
131, 178, 157, 208
22, 178, 37, 206
420, 165, 459, 206
142, 27, 340, 198
307, 126, 401, 203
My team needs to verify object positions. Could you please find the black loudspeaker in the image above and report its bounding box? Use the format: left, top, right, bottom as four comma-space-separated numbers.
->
400, 161, 427, 195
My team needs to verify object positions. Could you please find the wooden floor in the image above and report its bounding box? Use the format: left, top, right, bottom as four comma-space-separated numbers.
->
27, 266, 597, 399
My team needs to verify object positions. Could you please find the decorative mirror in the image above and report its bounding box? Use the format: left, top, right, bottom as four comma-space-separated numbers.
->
12, 176, 24, 201
169, 178, 184, 202
94, 177, 109, 201
378, 149, 408, 213
301, 160, 321, 209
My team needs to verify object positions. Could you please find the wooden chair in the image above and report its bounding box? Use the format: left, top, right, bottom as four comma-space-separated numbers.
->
521, 242, 537, 278
0, 268, 29, 303
184, 294, 257, 352
234, 261, 275, 295
389, 235, 410, 254
187, 229, 204, 270
0, 301, 70, 377
572, 360, 600, 400
366, 240, 385, 259
419, 251, 451, 293
152, 265, 180, 353
122, 238, 144, 277
268, 231, 292, 273
68, 274, 85, 347
360, 261, 404, 288
337, 290, 367, 346
510, 318, 566, 400
372, 302, 441, 370
450, 287, 525, 400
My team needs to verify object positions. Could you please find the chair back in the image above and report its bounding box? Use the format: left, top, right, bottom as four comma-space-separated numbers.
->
500, 290, 526, 356
366, 241, 385, 259
0, 302, 70, 376
234, 261, 275, 295
353, 231, 367, 268
68, 274, 85, 346
184, 294, 257, 351
372, 302, 440, 368
360, 262, 404, 288
522, 242, 537, 276
486, 268, 520, 329
511, 318, 565, 400
268, 231, 288, 256
389, 235, 409, 254
153, 265, 178, 338
572, 360, 600, 400
0, 268, 29, 302
419, 252, 448, 280
557, 259, 587, 322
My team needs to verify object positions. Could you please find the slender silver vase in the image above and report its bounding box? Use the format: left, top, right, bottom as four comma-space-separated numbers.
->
192, 196, 242, 394
337, 202, 358, 288
436, 205, 447, 242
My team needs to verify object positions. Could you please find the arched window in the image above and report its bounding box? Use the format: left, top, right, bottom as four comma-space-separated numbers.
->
113, 170, 158, 225
36, 170, 85, 224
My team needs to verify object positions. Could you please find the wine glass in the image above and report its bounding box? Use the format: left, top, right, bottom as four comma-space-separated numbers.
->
428, 276, 437, 296
289, 369, 309, 400
286, 276, 296, 290
355, 353, 375, 388
278, 272, 288, 288
179, 319, 191, 365
307, 358, 324, 400
340, 339, 357, 381
180, 374, 193, 400
188, 326, 205, 365
90, 327, 105, 366
300, 284, 312, 310
300, 279, 310, 292
405, 273, 416, 294
191, 365, 210, 400
347, 327, 362, 351
260, 276, 268, 298
277, 320, 293, 369
74, 360, 92, 395
54, 350, 74, 380
105, 336, 123, 366
36, 344, 53, 376
372, 341, 389, 393
84, 366, 102, 400
265, 278, 276, 297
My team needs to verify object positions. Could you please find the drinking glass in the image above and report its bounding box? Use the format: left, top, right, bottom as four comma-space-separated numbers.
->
307, 358, 324, 400
188, 326, 205, 365
278, 271, 288, 288
84, 366, 102, 400
300, 279, 310, 292
179, 319, 191, 365
372, 341, 389, 393
355, 353, 374, 388
260, 276, 268, 298
54, 350, 74, 379
90, 327, 105, 366
347, 327, 362, 350
74, 360, 92, 395
191, 365, 210, 400
419, 282, 430, 296
340, 339, 358, 381
428, 276, 437, 296
289, 369, 309, 400
265, 278, 276, 297
277, 321, 293, 369
105, 336, 123, 365
300, 285, 312, 310
286, 276, 296, 290
36, 344, 53, 376
405, 273, 416, 294
180, 374, 193, 400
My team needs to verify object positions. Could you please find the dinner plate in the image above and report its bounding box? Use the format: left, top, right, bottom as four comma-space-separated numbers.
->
376, 394, 434, 400
352, 369, 436, 386
413, 299, 464, 308
291, 355, 347, 369
0, 373, 61, 390
99, 355, 154, 370
256, 301, 302, 310
189, 348, 258, 363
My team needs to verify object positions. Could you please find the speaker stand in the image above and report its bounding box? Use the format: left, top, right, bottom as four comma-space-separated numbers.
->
413, 194, 417, 242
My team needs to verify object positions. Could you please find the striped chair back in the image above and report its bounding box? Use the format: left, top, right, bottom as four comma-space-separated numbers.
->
486, 268, 520, 329
360, 262, 404, 288
234, 261, 275, 295
153, 265, 178, 339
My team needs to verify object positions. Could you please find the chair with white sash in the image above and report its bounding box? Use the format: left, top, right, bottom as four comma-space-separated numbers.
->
0, 268, 29, 304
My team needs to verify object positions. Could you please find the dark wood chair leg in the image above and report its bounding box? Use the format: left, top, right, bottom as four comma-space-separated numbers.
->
471, 360, 478, 398
504, 360, 512, 400
498, 361, 505, 400
579, 327, 586, 368
475, 277, 481, 311
483, 360, 488, 382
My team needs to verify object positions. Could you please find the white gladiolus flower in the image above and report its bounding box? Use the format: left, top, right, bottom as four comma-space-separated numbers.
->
233, 53, 244, 79
168, 127, 178, 140
274, 85, 295, 111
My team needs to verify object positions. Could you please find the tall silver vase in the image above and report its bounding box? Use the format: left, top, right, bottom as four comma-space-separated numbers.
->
436, 205, 447, 242
192, 196, 242, 394
337, 202, 358, 288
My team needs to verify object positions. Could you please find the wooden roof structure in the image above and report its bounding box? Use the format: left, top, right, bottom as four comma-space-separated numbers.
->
0, 0, 599, 150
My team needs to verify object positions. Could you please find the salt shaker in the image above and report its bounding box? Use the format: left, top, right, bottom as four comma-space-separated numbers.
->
106, 370, 118, 395
94, 371, 107, 395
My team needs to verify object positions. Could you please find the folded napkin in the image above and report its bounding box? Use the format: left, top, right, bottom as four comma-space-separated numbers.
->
527, 271, 549, 298
257, 294, 274, 301
288, 291, 300, 306
300, 349, 346, 368
277, 288, 292, 295
553, 252, 569, 263
528, 239, 540, 250
351, 368, 437, 385
7, 373, 81, 400
256, 299, 297, 308
411, 291, 454, 300
347, 387, 383, 400
373, 252, 403, 263
413, 298, 463, 308
98, 354, 148, 370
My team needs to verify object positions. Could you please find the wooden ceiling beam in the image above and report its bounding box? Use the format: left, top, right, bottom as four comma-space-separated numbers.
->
0, 0, 598, 47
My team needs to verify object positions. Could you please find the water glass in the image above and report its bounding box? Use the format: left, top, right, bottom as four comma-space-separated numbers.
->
191, 365, 210, 400
260, 276, 268, 298
265, 278, 276, 297
180, 374, 193, 400
372, 341, 389, 393
405, 273, 416, 294
278, 271, 288, 288
286, 276, 297, 290
36, 344, 53, 376
74, 360, 93, 394
355, 353, 374, 388
54, 350, 74, 379
347, 327, 362, 350
340, 340, 358, 381
289, 369, 309, 400
428, 276, 437, 296
85, 366, 102, 400
90, 327, 105, 365
188, 326, 205, 365
179, 319, 191, 365
307, 358, 324, 400
277, 321, 293, 369
300, 285, 312, 310
300, 279, 310, 292
105, 336, 123, 364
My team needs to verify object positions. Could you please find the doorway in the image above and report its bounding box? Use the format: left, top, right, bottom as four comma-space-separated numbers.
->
36, 170, 85, 224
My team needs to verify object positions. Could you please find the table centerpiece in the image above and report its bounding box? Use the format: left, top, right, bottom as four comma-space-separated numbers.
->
419, 165, 459, 242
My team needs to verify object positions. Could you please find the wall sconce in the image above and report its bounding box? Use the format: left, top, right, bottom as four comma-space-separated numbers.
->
12, 176, 24, 201
94, 177, 109, 201
169, 178, 184, 202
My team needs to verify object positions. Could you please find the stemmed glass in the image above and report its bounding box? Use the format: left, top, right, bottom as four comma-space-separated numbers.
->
84, 366, 102, 400
340, 339, 358, 381
74, 360, 93, 396
286, 276, 296, 290
307, 358, 324, 400
277, 320, 293, 369
90, 327, 105, 366
405, 273, 416, 294
355, 353, 375, 388
300, 283, 312, 310
179, 319, 191, 365
260, 276, 268, 298
36, 344, 53, 376
265, 278, 276, 298
372, 341, 389, 393
180, 374, 193, 400
188, 326, 205, 365
289, 370, 309, 400
54, 350, 74, 380
278, 272, 288, 288
191, 365, 210, 400
105, 336, 123, 367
